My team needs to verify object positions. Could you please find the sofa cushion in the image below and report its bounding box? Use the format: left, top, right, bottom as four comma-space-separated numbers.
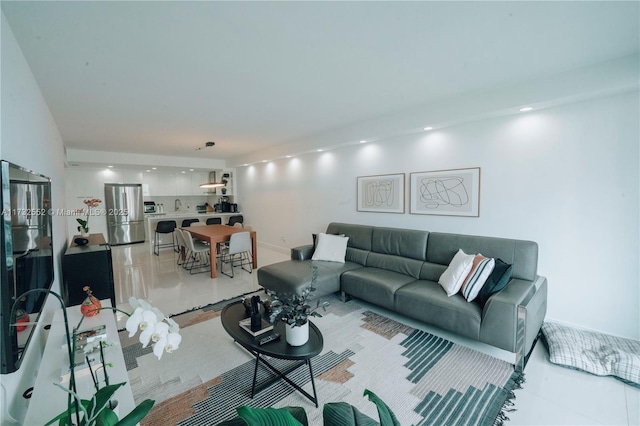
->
345, 247, 369, 266
426, 232, 538, 281
460, 255, 495, 302
257, 259, 362, 297
394, 280, 482, 340
365, 252, 424, 279
371, 226, 429, 261
341, 267, 417, 310
312, 233, 349, 263
438, 249, 475, 296
326, 223, 374, 251
476, 259, 513, 306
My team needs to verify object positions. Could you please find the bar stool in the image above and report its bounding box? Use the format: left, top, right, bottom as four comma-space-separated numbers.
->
227, 215, 243, 227
181, 218, 199, 227
206, 217, 222, 225
154, 220, 177, 256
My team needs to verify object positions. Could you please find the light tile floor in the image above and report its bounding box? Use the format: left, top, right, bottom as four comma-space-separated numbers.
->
112, 243, 639, 426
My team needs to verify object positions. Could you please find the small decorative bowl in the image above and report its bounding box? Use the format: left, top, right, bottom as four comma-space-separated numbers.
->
74, 237, 89, 246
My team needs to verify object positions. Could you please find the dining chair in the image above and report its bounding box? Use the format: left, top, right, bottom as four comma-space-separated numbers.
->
219, 232, 252, 278
154, 220, 177, 256
174, 228, 188, 267
183, 230, 211, 275
206, 217, 222, 225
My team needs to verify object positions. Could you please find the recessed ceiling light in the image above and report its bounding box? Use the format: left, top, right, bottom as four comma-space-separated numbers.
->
107, 165, 113, 168
360, 140, 367, 144
262, 160, 268, 163
317, 149, 323, 152
519, 106, 533, 112
152, 167, 157, 170
189, 169, 194, 172
423, 127, 433, 131
286, 155, 292, 158
243, 164, 249, 167
146, 170, 151, 172
181, 171, 186, 174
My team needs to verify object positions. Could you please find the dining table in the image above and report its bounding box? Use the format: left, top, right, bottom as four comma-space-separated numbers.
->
182, 224, 257, 278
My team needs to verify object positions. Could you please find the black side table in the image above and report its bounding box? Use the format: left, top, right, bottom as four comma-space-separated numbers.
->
221, 301, 324, 407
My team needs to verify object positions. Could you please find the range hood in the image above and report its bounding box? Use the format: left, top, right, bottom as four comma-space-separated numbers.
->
199, 170, 225, 189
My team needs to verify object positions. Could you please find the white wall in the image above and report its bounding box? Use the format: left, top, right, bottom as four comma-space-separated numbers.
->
237, 91, 640, 340
1, 12, 68, 424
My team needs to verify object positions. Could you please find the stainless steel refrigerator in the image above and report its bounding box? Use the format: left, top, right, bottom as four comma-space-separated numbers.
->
104, 183, 145, 245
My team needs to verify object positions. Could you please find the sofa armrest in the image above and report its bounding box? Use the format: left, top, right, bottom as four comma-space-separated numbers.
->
291, 244, 314, 260
479, 277, 541, 353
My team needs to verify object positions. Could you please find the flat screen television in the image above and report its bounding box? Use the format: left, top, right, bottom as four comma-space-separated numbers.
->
0, 160, 54, 374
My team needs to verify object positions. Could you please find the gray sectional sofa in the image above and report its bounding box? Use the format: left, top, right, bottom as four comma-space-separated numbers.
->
258, 223, 547, 370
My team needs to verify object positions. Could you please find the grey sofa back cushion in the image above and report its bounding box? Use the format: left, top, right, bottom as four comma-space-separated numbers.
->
366, 252, 424, 279
326, 223, 373, 251
419, 262, 448, 282
371, 227, 429, 261
346, 247, 369, 265
426, 232, 538, 281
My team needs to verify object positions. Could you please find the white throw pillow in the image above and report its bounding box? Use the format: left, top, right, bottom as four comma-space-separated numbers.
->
311, 233, 349, 263
438, 249, 475, 296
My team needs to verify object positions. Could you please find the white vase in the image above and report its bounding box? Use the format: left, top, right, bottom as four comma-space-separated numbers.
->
80, 229, 89, 237
285, 322, 309, 346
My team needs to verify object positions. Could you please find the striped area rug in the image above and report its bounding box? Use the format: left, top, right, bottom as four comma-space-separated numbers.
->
120, 293, 523, 426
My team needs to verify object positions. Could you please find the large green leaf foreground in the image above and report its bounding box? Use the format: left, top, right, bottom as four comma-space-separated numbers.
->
225, 389, 400, 426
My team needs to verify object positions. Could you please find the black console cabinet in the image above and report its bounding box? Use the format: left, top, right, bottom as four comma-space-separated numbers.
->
62, 237, 115, 308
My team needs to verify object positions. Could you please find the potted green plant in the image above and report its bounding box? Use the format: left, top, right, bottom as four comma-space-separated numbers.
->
269, 265, 329, 346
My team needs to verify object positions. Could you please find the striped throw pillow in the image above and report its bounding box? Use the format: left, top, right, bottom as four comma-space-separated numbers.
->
460, 255, 495, 302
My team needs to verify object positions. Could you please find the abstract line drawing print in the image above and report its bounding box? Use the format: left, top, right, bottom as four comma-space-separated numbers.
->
410, 168, 480, 216
418, 175, 468, 209
357, 173, 405, 213
363, 178, 395, 208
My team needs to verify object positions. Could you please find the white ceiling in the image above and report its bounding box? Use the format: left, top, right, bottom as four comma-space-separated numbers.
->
2, 1, 638, 165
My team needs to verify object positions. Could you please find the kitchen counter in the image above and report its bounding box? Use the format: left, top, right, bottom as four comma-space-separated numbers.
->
145, 212, 242, 251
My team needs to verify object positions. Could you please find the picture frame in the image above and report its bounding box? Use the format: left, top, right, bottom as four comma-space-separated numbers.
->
357, 173, 405, 213
410, 167, 480, 216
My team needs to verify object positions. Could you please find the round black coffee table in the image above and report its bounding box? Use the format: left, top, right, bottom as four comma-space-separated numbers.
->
221, 301, 324, 407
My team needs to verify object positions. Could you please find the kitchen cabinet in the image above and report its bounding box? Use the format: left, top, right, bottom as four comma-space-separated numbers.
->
175, 173, 191, 195
191, 172, 209, 195
143, 173, 177, 196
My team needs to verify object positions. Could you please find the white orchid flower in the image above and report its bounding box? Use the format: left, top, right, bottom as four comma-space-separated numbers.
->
125, 307, 144, 337
152, 332, 182, 360
166, 317, 180, 334
151, 321, 169, 343
125, 298, 181, 358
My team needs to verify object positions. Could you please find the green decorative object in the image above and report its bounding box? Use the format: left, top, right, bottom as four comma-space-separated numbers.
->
236, 406, 303, 426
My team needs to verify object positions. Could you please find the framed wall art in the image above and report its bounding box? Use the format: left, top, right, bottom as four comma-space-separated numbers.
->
357, 173, 405, 213
410, 167, 480, 216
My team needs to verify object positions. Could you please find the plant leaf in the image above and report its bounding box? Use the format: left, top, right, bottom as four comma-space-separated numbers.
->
115, 399, 155, 426
363, 389, 401, 426
323, 402, 379, 426
85, 383, 125, 423
95, 407, 119, 426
